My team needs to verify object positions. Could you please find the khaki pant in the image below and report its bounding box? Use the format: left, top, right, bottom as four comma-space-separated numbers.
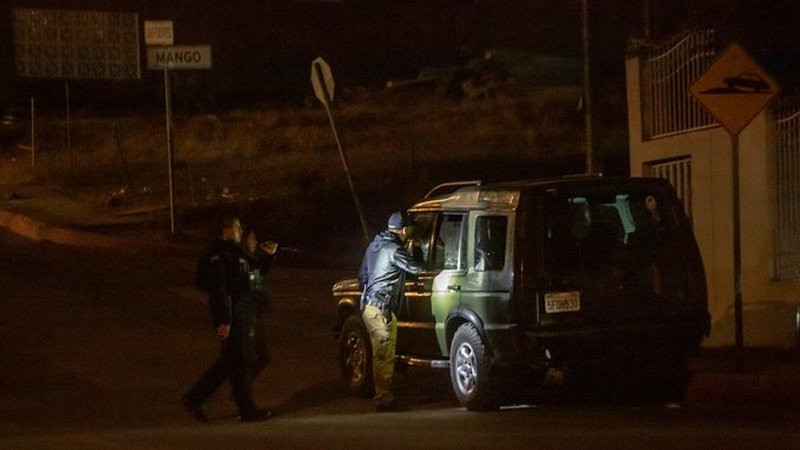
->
362, 305, 397, 406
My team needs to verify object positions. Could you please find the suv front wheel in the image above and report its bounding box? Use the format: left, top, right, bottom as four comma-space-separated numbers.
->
450, 323, 496, 411
339, 315, 373, 397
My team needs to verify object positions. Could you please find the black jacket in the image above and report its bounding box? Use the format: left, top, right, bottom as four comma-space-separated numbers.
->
358, 230, 422, 313
204, 238, 252, 327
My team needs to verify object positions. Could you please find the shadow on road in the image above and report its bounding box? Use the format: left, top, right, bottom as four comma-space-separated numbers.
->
270, 379, 353, 416
270, 367, 460, 417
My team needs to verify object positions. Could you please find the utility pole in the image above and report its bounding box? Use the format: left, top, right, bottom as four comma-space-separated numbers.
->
582, 0, 595, 174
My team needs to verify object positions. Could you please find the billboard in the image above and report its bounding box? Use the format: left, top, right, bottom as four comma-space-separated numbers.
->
13, 8, 140, 80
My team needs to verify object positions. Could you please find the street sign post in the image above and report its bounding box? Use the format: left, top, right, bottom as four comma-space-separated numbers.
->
144, 20, 174, 46
145, 28, 212, 234
690, 43, 781, 367
310, 57, 370, 242
15, 9, 140, 180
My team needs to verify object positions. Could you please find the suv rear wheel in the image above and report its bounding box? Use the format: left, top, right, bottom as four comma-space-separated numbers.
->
339, 315, 373, 397
450, 323, 496, 411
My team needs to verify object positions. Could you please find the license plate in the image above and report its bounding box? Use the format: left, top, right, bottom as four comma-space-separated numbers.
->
544, 291, 581, 313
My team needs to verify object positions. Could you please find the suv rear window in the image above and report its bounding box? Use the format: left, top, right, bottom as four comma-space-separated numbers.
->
475, 215, 507, 271
542, 191, 681, 300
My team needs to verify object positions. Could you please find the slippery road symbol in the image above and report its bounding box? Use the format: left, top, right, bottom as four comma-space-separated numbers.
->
690, 42, 780, 135
700, 72, 772, 94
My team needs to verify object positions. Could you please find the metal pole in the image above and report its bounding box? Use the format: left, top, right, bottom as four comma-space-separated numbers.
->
113, 121, 132, 190
324, 103, 370, 243
65, 80, 73, 177
582, 0, 595, 174
732, 134, 744, 371
313, 61, 370, 242
30, 97, 35, 169
164, 67, 176, 235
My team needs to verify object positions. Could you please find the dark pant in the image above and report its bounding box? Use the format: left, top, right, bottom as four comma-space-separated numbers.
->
184, 319, 257, 416
250, 314, 270, 380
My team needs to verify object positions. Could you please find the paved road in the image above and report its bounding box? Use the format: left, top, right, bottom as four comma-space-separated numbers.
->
0, 230, 797, 449
5, 403, 799, 450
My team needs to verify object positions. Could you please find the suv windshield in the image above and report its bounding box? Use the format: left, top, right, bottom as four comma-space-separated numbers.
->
542, 190, 685, 307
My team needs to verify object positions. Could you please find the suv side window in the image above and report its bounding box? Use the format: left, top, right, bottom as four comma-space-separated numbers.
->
408, 212, 436, 269
475, 215, 507, 271
434, 213, 466, 271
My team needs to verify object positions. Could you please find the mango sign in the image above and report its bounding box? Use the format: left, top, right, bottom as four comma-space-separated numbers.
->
146, 46, 212, 70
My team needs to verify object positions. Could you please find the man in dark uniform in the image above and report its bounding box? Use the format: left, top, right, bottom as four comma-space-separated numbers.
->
182, 216, 271, 423
358, 211, 422, 412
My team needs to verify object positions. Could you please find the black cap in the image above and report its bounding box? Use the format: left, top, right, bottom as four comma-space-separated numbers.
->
387, 211, 413, 230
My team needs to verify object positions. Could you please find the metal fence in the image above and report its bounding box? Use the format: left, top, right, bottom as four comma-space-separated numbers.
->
645, 157, 692, 218
775, 106, 800, 280
641, 30, 717, 139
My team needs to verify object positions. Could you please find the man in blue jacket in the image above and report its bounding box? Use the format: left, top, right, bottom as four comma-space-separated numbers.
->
358, 211, 422, 412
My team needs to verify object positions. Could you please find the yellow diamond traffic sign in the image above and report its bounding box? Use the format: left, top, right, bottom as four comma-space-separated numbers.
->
690, 42, 780, 136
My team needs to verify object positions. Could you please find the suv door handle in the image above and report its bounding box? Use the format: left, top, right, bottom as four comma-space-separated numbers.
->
447, 285, 461, 291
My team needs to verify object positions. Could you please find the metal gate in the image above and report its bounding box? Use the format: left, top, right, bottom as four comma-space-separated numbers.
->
645, 157, 692, 218
775, 107, 800, 280
641, 30, 717, 139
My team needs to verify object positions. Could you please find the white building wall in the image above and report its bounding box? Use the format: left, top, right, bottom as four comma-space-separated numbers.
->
626, 57, 800, 348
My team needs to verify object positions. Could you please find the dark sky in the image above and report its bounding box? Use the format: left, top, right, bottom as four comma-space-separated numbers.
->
1, 0, 798, 109
0, 0, 633, 109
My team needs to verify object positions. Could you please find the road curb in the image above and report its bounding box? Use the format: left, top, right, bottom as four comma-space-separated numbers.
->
0, 209, 198, 256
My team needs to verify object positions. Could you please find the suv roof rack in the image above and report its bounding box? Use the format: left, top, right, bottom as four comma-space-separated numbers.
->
561, 172, 604, 178
424, 180, 481, 199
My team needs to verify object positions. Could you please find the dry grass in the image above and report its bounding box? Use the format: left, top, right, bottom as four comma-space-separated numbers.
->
2, 86, 610, 253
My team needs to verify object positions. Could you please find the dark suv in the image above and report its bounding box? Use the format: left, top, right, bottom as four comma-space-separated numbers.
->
333, 176, 709, 410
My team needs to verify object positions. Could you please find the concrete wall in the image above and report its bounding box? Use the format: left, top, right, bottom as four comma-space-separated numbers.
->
626, 57, 800, 349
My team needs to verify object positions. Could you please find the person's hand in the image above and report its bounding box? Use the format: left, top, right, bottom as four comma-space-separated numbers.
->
260, 241, 278, 255
380, 304, 394, 323
405, 238, 421, 252
216, 324, 230, 341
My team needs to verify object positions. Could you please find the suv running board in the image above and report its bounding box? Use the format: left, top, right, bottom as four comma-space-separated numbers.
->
397, 355, 450, 369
